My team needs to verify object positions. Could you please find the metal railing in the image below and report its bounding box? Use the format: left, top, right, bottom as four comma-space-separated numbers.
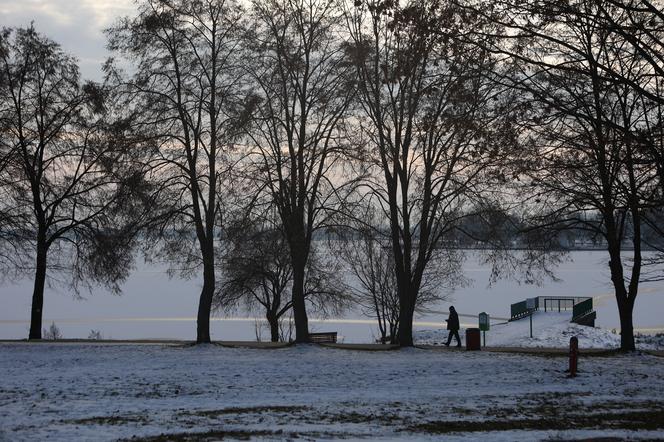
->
510, 300, 534, 321
572, 298, 594, 321
542, 297, 576, 312
510, 296, 593, 321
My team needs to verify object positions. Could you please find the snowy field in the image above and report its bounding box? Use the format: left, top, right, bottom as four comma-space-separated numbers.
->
1, 342, 664, 441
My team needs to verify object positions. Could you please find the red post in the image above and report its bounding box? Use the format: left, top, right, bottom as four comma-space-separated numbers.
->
569, 336, 578, 378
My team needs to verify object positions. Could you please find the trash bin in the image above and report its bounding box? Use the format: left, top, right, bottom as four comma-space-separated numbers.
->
465, 328, 481, 351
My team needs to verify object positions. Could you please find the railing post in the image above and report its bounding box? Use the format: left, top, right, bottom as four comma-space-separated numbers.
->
529, 312, 533, 338
568, 336, 578, 378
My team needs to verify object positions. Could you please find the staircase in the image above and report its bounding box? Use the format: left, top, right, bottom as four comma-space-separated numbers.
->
509, 296, 596, 327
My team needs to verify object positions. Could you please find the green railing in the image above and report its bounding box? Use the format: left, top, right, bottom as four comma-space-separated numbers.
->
510, 300, 533, 320
511, 296, 593, 322
542, 297, 575, 312
572, 298, 593, 320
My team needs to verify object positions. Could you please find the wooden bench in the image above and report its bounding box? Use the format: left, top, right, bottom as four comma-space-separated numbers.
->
308, 332, 337, 344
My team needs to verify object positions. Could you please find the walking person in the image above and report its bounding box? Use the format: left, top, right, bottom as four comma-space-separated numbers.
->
444, 306, 461, 347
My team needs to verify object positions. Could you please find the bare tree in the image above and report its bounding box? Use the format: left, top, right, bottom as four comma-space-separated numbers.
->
0, 26, 137, 339
345, 231, 400, 343
460, 0, 662, 350
240, 0, 355, 342
594, 0, 664, 106
344, 0, 514, 346
215, 218, 292, 341
595, 0, 664, 274
0, 87, 25, 280
335, 209, 462, 344
107, 0, 247, 343
42, 322, 62, 340
216, 213, 350, 342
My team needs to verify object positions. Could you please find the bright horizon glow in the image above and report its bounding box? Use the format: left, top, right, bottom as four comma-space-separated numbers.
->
0, 316, 464, 328
2, 316, 662, 334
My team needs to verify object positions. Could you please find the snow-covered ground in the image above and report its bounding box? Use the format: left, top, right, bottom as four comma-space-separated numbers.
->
1, 342, 663, 441
416, 311, 664, 350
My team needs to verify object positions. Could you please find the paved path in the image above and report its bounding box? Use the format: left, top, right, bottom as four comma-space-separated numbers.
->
216, 341, 292, 349
2, 339, 661, 356
320, 342, 399, 351
0, 339, 292, 349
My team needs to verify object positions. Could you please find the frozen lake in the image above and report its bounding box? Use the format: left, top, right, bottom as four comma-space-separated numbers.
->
2, 251, 664, 342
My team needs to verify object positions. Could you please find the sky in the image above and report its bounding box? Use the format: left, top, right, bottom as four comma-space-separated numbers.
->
0, 0, 136, 81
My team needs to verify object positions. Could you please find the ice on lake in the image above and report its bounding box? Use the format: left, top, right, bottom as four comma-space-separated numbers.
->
2, 251, 664, 342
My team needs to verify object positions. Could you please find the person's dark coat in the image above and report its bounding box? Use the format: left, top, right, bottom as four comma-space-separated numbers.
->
446, 308, 460, 331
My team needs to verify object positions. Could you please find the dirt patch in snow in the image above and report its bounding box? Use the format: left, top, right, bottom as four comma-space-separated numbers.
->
61, 415, 148, 426
119, 428, 291, 441
179, 405, 308, 418
408, 409, 664, 434
395, 390, 664, 434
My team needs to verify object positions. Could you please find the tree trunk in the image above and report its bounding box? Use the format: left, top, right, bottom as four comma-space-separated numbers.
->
267, 312, 279, 342
377, 316, 387, 343
397, 286, 414, 346
291, 262, 309, 343
618, 296, 636, 351
607, 240, 636, 352
390, 319, 399, 345
397, 309, 414, 346
28, 238, 48, 340
196, 251, 215, 344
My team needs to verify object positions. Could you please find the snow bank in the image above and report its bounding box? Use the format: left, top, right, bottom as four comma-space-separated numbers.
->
415, 311, 664, 349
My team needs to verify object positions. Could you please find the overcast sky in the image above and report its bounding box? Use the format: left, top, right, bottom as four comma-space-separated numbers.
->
0, 0, 136, 81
